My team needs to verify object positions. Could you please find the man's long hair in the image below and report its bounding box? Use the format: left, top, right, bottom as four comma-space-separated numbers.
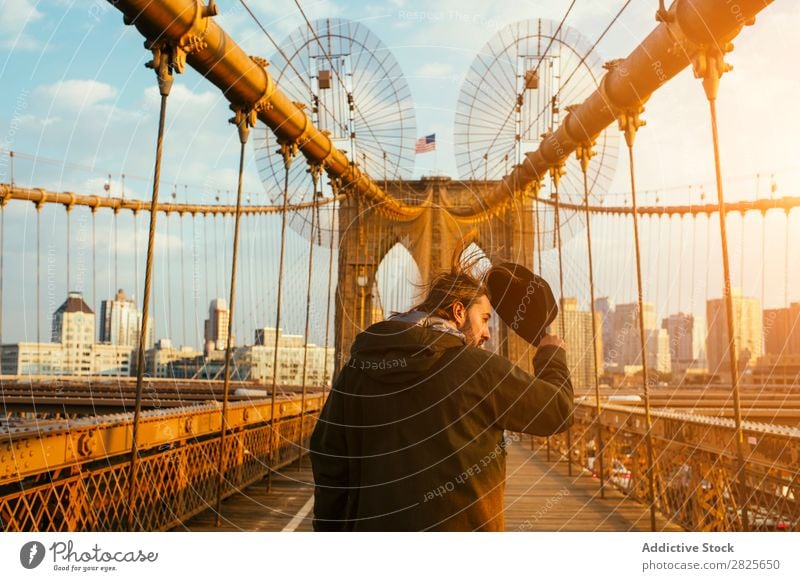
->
407, 241, 491, 323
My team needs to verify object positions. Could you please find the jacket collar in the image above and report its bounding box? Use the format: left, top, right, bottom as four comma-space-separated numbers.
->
387, 310, 466, 344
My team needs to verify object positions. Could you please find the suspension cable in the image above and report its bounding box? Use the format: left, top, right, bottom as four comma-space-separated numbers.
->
760, 209, 767, 310
577, 142, 606, 497
322, 179, 340, 389
237, 0, 342, 135
215, 107, 255, 526
127, 45, 175, 531
292, 1, 390, 163
695, 44, 750, 530
166, 210, 173, 342
486, 0, 633, 179
114, 207, 119, 294
267, 140, 296, 493
0, 201, 4, 348
550, 162, 567, 465
36, 204, 41, 346
478, 1, 577, 168
619, 105, 657, 532
65, 207, 71, 293
298, 163, 322, 471
92, 209, 97, 312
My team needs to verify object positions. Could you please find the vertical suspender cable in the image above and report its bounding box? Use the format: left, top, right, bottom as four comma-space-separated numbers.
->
619, 106, 656, 532
322, 185, 338, 393
114, 207, 119, 294
192, 213, 200, 350
534, 193, 543, 276
761, 210, 766, 313
679, 214, 686, 315
127, 46, 173, 530
134, 211, 140, 333
92, 209, 97, 313
740, 212, 746, 297
351, 196, 362, 333
578, 143, 605, 496
0, 201, 5, 350
267, 141, 295, 493
36, 205, 42, 351
66, 208, 71, 293
204, 212, 211, 347
215, 108, 254, 526
166, 212, 173, 342
298, 163, 321, 471
699, 53, 749, 530
213, 208, 220, 300
182, 186, 189, 348
784, 210, 790, 309
550, 163, 566, 465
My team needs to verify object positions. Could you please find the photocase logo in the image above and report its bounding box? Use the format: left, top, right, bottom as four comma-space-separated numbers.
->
20, 541, 46, 569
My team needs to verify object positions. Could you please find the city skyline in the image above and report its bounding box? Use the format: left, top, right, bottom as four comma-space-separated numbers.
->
3, 286, 797, 386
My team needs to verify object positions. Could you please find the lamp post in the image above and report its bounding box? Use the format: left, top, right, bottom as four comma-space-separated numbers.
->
357, 270, 368, 330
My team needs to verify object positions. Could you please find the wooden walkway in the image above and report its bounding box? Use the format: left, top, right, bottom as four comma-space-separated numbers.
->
179, 438, 682, 532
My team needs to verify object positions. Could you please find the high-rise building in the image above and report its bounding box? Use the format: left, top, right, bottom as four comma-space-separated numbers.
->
764, 303, 800, 356
706, 289, 763, 377
662, 313, 707, 373
594, 297, 615, 367
99, 289, 153, 349
52, 291, 94, 345
2, 292, 131, 376
204, 298, 230, 354
145, 339, 202, 378
240, 327, 335, 386
609, 302, 671, 375
552, 298, 603, 388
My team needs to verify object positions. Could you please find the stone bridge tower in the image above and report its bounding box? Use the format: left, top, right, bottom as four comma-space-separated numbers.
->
334, 177, 538, 377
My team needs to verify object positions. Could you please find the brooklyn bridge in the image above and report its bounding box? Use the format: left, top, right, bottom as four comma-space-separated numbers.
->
0, 0, 797, 533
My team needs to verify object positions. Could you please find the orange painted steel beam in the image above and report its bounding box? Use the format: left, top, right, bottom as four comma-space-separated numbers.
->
0, 395, 323, 485
54, 0, 781, 221
107, 0, 422, 220
479, 0, 775, 217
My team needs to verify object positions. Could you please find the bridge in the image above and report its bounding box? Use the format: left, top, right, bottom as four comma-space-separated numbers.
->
1, 0, 798, 533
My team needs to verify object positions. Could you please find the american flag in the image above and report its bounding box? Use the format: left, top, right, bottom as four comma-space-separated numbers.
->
415, 133, 436, 154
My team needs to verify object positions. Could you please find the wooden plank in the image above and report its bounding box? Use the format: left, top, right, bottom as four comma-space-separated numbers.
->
503, 437, 683, 532
181, 438, 683, 531
177, 457, 315, 532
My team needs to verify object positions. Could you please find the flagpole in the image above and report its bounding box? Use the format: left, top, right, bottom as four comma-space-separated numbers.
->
415, 134, 436, 177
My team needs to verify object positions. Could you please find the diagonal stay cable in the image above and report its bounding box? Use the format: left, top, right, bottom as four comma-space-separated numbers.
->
292, 0, 392, 166
486, 0, 633, 180
476, 1, 577, 170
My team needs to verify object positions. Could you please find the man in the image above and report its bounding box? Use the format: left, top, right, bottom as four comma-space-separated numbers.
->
309, 261, 574, 531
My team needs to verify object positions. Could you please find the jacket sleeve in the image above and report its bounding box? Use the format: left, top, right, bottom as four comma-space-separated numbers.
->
490, 345, 575, 436
309, 370, 350, 531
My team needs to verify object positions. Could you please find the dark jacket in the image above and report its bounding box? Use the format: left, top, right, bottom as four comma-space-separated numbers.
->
309, 318, 574, 531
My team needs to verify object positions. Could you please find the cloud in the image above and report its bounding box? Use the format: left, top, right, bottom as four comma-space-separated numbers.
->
34, 80, 118, 110
0, 0, 43, 50
415, 62, 454, 79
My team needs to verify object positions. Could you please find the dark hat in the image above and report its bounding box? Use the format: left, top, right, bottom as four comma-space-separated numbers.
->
485, 262, 558, 346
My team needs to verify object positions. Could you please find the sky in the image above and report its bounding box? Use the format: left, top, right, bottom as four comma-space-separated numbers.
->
0, 0, 798, 349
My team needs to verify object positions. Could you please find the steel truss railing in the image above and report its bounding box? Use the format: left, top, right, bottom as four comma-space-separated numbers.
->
0, 395, 322, 531
540, 402, 800, 532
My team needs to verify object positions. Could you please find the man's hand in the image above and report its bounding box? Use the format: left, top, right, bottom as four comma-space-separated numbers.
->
538, 334, 567, 350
